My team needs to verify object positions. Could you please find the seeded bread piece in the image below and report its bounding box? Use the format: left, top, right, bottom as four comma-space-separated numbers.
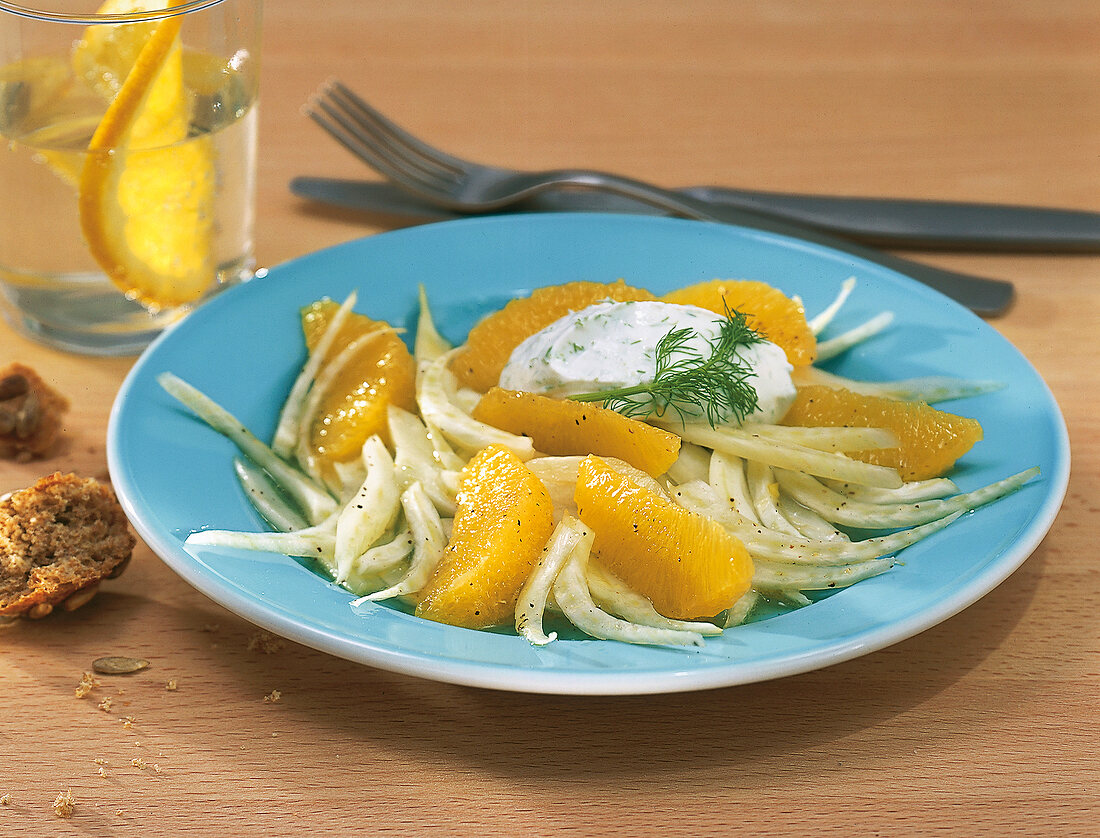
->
0, 473, 134, 617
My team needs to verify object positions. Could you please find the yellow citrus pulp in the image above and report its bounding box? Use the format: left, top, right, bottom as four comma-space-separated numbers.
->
472, 387, 681, 477
781, 385, 983, 481
449, 280, 656, 392
574, 455, 753, 620
415, 445, 555, 628
662, 278, 817, 366
299, 299, 418, 470
76, 0, 217, 309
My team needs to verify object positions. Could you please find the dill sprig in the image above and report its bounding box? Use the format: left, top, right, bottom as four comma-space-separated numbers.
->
569, 307, 765, 426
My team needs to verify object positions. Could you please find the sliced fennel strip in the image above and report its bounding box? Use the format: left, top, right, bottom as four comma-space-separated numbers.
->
158, 372, 338, 525
414, 283, 453, 363
585, 563, 722, 636
550, 523, 707, 648
416, 350, 535, 460
514, 514, 589, 645
792, 365, 1004, 404
809, 276, 857, 335
271, 290, 357, 459
668, 421, 904, 489
814, 311, 895, 362
775, 466, 1040, 529
333, 436, 401, 585
352, 481, 447, 605
233, 457, 309, 532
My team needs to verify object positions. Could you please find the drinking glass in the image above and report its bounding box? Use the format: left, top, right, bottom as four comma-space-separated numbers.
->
0, 0, 261, 354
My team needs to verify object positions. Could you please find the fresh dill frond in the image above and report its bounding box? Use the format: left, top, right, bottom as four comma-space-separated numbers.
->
569, 308, 765, 426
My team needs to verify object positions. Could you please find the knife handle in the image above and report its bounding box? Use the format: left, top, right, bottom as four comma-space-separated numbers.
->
528, 173, 1018, 316
684, 186, 1100, 252
669, 198, 1016, 316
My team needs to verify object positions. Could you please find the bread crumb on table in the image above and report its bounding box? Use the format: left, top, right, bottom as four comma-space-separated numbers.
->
52, 788, 75, 818
0, 793, 11, 805
264, 689, 282, 703
247, 631, 286, 654
75, 671, 99, 698
166, 678, 178, 691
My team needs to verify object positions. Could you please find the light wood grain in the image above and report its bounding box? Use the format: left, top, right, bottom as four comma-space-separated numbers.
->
1, 1, 1097, 835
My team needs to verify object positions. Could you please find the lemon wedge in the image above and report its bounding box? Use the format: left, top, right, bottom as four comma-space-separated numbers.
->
77, 0, 217, 309
71, 0, 165, 100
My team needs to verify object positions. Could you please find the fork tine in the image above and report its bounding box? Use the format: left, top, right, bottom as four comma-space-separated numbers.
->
304, 97, 415, 186
327, 81, 465, 176
321, 87, 458, 189
305, 94, 448, 196
306, 81, 462, 198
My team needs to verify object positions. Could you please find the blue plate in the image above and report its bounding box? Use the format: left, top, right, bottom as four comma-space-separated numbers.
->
107, 214, 1069, 695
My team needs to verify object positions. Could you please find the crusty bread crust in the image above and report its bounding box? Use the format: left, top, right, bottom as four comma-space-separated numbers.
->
0, 473, 134, 616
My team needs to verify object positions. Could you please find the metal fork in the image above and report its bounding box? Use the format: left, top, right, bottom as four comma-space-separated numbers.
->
304, 80, 1014, 315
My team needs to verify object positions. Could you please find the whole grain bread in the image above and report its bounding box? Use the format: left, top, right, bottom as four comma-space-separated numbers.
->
0, 473, 134, 617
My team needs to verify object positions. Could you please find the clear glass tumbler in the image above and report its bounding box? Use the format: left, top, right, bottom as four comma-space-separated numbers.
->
0, 0, 261, 354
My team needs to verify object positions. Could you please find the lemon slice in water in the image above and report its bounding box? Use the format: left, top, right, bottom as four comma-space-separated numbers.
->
71, 0, 163, 99
77, 0, 216, 309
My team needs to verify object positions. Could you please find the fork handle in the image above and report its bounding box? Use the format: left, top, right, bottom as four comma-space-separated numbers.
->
549, 171, 1015, 316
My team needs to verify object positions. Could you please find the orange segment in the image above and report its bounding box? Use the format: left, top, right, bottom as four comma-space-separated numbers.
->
574, 455, 753, 620
472, 387, 681, 477
416, 445, 555, 628
662, 279, 816, 365
450, 280, 656, 392
77, 2, 217, 309
300, 299, 417, 467
780, 385, 983, 481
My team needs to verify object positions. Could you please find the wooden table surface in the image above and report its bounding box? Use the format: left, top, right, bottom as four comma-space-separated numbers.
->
2, 1, 1097, 835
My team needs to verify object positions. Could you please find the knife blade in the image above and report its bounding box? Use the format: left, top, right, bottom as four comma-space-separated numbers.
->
290, 176, 1100, 253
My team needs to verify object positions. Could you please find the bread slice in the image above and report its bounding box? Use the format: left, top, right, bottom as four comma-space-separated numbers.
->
0, 473, 135, 617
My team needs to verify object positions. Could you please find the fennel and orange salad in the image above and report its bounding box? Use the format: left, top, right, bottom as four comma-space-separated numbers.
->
160, 277, 1038, 648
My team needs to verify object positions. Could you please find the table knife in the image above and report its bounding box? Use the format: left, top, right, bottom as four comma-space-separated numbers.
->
291, 175, 1018, 315
290, 176, 1100, 253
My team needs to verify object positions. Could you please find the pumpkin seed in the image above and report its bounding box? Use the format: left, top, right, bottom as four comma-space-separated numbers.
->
92, 656, 149, 675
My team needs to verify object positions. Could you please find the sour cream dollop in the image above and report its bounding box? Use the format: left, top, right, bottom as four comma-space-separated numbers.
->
498, 300, 796, 425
